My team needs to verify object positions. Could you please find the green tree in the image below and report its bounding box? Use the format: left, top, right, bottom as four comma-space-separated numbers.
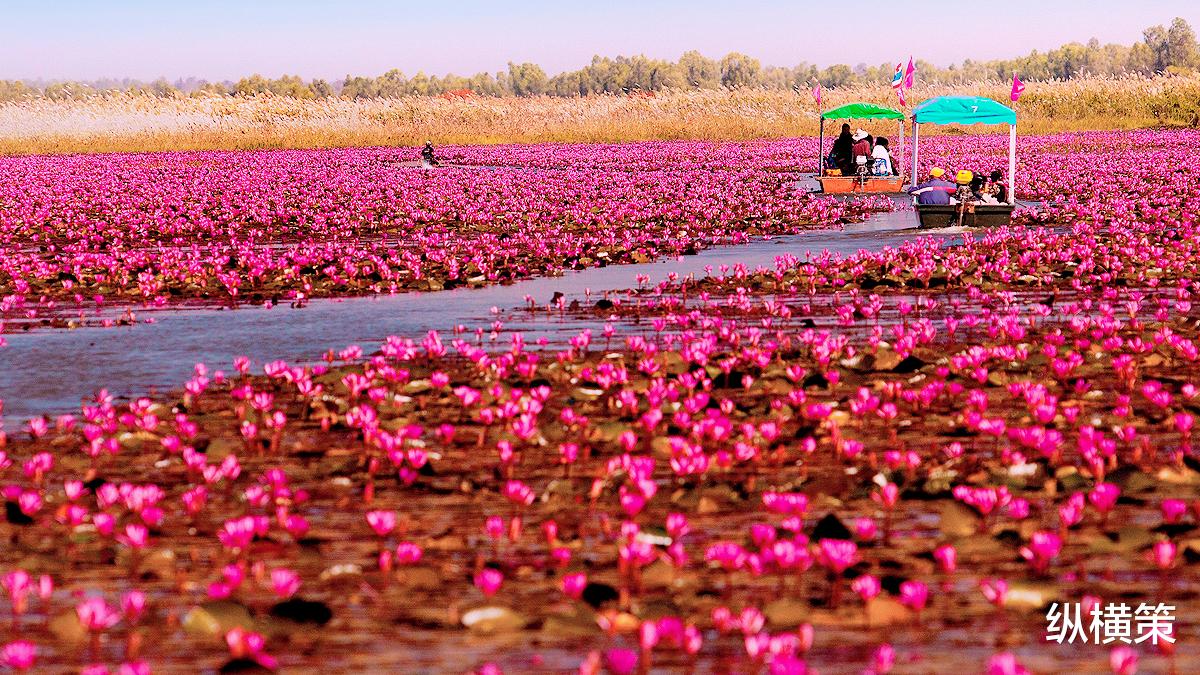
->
375, 69, 407, 97
678, 51, 720, 88
43, 82, 82, 100
0, 80, 32, 102
233, 74, 271, 96
507, 62, 547, 96
341, 75, 379, 99
719, 52, 761, 88
819, 64, 854, 87
1167, 17, 1199, 70
310, 79, 333, 98
1142, 18, 1197, 72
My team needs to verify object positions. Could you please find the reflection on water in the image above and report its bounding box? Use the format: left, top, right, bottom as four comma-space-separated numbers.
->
0, 209, 947, 421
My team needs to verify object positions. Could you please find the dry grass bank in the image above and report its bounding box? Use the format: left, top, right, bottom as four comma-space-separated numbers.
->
2, 75, 1198, 155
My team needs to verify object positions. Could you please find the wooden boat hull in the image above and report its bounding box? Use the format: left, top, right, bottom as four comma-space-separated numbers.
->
916, 203, 1014, 229
817, 176, 907, 194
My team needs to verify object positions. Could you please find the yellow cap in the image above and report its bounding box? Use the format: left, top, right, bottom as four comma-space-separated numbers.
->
929, 167, 945, 178
955, 170, 974, 185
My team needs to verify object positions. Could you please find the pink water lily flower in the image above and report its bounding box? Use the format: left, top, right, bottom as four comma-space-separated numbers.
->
1109, 645, 1138, 675
270, 568, 301, 598
0, 641, 36, 670
365, 510, 397, 536
474, 569, 503, 597
1019, 531, 1062, 574
76, 597, 121, 631
817, 539, 858, 574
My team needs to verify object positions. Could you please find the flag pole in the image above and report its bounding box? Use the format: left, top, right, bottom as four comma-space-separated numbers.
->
1008, 123, 1017, 206
911, 120, 920, 187
1008, 72, 1021, 205
899, 56, 914, 182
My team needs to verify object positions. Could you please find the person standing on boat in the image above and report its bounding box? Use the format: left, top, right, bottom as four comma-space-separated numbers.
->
908, 167, 955, 205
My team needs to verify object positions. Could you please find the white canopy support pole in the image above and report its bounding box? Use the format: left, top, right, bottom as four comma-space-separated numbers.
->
907, 121, 916, 184
897, 119, 905, 179
1008, 123, 1017, 205
818, 117, 825, 174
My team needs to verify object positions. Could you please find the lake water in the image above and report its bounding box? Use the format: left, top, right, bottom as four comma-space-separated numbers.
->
0, 207, 959, 421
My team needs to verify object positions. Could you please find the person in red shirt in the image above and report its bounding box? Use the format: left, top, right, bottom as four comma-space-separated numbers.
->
850, 129, 872, 173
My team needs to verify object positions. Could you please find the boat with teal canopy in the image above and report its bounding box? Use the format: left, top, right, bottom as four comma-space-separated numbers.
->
910, 95, 1018, 228
911, 96, 1016, 126
816, 102, 907, 194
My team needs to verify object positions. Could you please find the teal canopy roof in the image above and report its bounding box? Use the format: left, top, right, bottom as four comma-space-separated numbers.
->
912, 96, 1016, 125
820, 102, 905, 120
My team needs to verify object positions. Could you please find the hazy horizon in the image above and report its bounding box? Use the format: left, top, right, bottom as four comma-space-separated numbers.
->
3, 0, 1198, 83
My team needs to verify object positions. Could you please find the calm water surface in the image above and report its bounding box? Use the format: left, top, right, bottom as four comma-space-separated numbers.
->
0, 208, 956, 421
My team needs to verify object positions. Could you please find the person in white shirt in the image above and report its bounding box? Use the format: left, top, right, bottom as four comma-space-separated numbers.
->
871, 137, 895, 176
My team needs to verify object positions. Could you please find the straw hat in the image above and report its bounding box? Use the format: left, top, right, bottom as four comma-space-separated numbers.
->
852, 129, 869, 141
929, 167, 945, 178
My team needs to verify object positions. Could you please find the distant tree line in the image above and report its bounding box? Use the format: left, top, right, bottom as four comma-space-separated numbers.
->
2, 17, 1197, 102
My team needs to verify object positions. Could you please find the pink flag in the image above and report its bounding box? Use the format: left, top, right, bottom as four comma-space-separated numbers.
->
896, 85, 907, 108
811, 81, 822, 106
1010, 74, 1025, 102
903, 57, 915, 89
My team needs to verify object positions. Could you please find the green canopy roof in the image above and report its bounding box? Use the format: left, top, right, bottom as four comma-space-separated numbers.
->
820, 102, 905, 120
912, 96, 1016, 125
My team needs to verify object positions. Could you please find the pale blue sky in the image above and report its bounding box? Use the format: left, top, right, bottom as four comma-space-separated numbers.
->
2, 0, 1197, 81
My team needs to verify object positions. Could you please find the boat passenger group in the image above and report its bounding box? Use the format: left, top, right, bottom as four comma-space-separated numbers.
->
823, 124, 898, 177
909, 167, 1008, 205
823, 121, 1010, 206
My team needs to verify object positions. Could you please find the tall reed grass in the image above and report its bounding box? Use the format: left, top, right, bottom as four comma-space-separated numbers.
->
1, 74, 1197, 155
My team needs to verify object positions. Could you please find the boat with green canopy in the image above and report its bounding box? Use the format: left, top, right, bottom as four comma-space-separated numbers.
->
910, 95, 1017, 228
816, 102, 907, 194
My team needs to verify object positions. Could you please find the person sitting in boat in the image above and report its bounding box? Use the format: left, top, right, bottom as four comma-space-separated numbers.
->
870, 137, 896, 176
953, 170, 979, 204
908, 167, 956, 205
976, 172, 1002, 204
851, 129, 872, 174
969, 172, 988, 201
987, 169, 1009, 203
827, 124, 854, 175
421, 141, 439, 167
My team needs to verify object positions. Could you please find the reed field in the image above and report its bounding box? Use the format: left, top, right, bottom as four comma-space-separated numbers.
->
2, 75, 1198, 155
